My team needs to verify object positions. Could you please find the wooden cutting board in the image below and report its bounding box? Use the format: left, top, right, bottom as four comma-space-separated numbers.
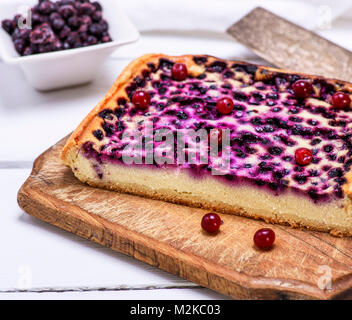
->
17, 136, 352, 300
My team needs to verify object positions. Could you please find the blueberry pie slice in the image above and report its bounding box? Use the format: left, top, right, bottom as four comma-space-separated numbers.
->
62, 54, 352, 236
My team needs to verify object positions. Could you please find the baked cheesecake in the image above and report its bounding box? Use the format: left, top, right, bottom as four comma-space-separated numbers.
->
61, 54, 352, 236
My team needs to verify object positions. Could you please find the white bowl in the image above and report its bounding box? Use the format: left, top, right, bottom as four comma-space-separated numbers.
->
0, 0, 139, 90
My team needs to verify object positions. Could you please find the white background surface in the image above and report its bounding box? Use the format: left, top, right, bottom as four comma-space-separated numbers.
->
1, 0, 352, 300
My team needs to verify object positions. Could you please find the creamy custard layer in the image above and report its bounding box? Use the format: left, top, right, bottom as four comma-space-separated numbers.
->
67, 148, 352, 236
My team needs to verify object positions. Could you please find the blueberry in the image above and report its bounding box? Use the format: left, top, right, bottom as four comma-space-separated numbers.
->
93, 129, 104, 141
328, 168, 343, 178
268, 146, 283, 156
59, 5, 76, 19
92, 10, 102, 22
56, 0, 72, 6
176, 111, 188, 120
272, 107, 281, 112
294, 174, 307, 184
252, 92, 265, 101
308, 189, 319, 200
245, 64, 257, 75
13, 39, 25, 54
266, 93, 278, 100
193, 56, 207, 65
38, 1, 56, 15
80, 15, 92, 26
263, 125, 274, 133
283, 156, 293, 162
78, 23, 88, 34
86, 35, 97, 45
74, 41, 83, 48
1, 19, 15, 35
311, 138, 321, 146
79, 31, 88, 42
207, 60, 227, 73
78, 3, 96, 15
89, 23, 103, 36
31, 13, 43, 26
22, 46, 32, 56
51, 18, 65, 31
338, 156, 345, 163
59, 25, 71, 39
117, 97, 127, 106
101, 35, 111, 43
12, 28, 31, 41
38, 43, 54, 53
102, 123, 115, 137
99, 19, 108, 31
49, 12, 61, 22
323, 145, 333, 153
11, 28, 21, 40
66, 31, 79, 45
68, 16, 81, 30
266, 101, 276, 107
223, 70, 234, 79
40, 14, 50, 24
233, 92, 247, 102
91, 1, 103, 11
251, 117, 262, 126
29, 43, 39, 54
29, 24, 55, 44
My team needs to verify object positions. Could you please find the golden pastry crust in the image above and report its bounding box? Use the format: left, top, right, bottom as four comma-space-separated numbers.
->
61, 54, 352, 236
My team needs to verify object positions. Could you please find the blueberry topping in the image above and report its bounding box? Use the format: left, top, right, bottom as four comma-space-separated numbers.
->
98, 108, 114, 120
323, 145, 333, 153
93, 129, 104, 140
268, 146, 283, 156
102, 123, 115, 137
328, 168, 343, 178
193, 56, 208, 65
207, 60, 227, 73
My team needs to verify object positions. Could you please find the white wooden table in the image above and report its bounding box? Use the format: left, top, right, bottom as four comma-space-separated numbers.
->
1, 16, 352, 299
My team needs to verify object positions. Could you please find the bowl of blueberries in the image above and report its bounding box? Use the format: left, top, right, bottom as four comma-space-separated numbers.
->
0, 0, 139, 90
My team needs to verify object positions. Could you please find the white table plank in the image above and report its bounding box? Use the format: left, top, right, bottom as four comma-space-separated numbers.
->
0, 288, 230, 300
0, 168, 228, 299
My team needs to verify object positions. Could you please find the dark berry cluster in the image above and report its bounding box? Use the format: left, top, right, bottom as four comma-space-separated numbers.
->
1, 0, 112, 56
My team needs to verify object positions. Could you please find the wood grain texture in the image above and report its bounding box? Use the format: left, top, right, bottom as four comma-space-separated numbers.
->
227, 7, 352, 82
17, 137, 352, 300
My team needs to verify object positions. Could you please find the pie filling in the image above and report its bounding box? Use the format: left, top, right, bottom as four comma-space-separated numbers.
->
80, 56, 352, 203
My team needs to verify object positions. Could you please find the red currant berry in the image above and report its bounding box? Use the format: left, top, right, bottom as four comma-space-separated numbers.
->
331, 92, 351, 109
171, 63, 188, 81
201, 213, 223, 234
292, 80, 312, 99
216, 97, 234, 115
295, 147, 313, 166
209, 128, 222, 145
253, 228, 275, 249
132, 91, 151, 110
